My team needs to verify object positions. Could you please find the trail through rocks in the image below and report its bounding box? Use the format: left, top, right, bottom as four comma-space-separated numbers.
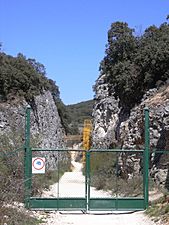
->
40, 152, 156, 225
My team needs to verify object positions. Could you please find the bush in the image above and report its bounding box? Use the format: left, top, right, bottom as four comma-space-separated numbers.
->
0, 52, 60, 102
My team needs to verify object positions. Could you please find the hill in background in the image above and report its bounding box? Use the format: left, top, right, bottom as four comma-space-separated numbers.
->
65, 100, 94, 134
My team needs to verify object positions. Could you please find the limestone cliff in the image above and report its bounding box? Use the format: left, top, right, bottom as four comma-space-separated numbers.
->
92, 74, 120, 148
92, 75, 169, 188
0, 91, 65, 167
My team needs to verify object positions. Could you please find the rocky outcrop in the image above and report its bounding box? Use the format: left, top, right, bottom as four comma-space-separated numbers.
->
0, 91, 66, 168
0, 91, 64, 147
92, 75, 169, 187
92, 74, 120, 148
29, 91, 64, 148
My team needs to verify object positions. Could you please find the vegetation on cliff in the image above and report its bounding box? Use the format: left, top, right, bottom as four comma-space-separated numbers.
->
0, 45, 93, 135
0, 45, 59, 102
55, 99, 94, 135
65, 100, 94, 134
99, 17, 169, 108
94, 17, 169, 224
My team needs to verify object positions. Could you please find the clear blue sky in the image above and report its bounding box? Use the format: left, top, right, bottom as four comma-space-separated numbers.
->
0, 0, 168, 105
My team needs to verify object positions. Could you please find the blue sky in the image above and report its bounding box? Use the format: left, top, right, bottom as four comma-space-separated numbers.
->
0, 0, 169, 104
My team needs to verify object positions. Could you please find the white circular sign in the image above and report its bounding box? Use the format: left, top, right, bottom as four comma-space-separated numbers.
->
32, 157, 45, 170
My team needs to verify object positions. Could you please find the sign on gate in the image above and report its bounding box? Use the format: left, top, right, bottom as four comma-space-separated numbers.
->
32, 157, 45, 174
24, 107, 152, 211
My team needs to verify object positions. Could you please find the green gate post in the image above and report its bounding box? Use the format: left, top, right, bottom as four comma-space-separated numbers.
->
24, 106, 32, 208
86, 151, 90, 211
144, 107, 150, 209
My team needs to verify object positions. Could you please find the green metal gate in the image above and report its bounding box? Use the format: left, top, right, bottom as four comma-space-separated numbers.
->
24, 107, 150, 211
27, 148, 87, 210
87, 149, 147, 210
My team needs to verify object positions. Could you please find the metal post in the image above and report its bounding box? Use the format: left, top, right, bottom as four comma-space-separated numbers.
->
144, 107, 150, 209
115, 152, 119, 210
86, 151, 90, 211
57, 151, 60, 210
24, 106, 32, 208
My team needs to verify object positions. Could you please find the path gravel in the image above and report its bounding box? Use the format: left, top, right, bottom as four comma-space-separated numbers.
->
42, 210, 156, 225
41, 159, 156, 225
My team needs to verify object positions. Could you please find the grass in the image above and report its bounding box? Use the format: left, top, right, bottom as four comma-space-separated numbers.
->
0, 207, 42, 225
89, 151, 144, 197
0, 147, 42, 225
146, 194, 169, 224
32, 158, 71, 196
0, 150, 71, 224
0, 134, 71, 224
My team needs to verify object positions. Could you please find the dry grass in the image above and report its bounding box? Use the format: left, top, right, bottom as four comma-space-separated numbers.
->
89, 151, 144, 197
146, 194, 169, 225
0, 207, 41, 225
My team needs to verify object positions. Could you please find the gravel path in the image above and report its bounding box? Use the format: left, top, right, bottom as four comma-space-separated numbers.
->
41, 160, 156, 225
42, 211, 156, 225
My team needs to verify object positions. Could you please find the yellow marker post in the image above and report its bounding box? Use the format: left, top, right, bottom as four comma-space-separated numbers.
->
82, 119, 92, 163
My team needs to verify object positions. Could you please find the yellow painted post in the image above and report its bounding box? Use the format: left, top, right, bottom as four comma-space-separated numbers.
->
82, 119, 92, 163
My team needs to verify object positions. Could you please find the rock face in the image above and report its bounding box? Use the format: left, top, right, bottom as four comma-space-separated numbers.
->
0, 91, 65, 168
92, 74, 120, 148
29, 91, 64, 148
92, 76, 169, 188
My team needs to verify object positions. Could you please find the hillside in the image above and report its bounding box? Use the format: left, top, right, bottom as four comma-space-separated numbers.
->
65, 99, 94, 134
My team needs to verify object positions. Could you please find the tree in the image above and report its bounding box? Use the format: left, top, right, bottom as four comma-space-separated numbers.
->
99, 19, 169, 108
0, 48, 60, 102
135, 23, 169, 90
100, 22, 138, 107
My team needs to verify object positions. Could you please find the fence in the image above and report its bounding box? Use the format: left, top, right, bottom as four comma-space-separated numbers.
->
0, 107, 169, 212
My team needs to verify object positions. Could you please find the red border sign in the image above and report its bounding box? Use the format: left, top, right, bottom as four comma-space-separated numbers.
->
32, 157, 45, 170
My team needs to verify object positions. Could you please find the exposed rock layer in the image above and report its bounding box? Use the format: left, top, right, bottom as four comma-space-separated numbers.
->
92, 75, 169, 188
0, 91, 65, 167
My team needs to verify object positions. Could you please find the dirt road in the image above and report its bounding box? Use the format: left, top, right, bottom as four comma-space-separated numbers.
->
42, 210, 156, 225
41, 159, 156, 225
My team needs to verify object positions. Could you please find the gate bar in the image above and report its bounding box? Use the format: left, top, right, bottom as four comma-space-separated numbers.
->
31, 148, 86, 151
24, 106, 32, 208
31, 148, 144, 152
89, 149, 144, 152
144, 107, 150, 209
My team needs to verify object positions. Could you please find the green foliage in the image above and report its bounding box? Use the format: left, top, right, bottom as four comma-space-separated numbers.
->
100, 20, 169, 108
0, 47, 93, 135
55, 99, 72, 134
0, 51, 59, 102
66, 100, 94, 134
89, 152, 144, 196
90, 152, 116, 190
0, 134, 24, 204
55, 99, 94, 135
67, 100, 94, 123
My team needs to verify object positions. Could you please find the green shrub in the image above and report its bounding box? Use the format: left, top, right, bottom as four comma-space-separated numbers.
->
0, 52, 59, 102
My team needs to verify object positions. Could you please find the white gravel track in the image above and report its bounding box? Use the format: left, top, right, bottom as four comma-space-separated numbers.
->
41, 159, 156, 225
